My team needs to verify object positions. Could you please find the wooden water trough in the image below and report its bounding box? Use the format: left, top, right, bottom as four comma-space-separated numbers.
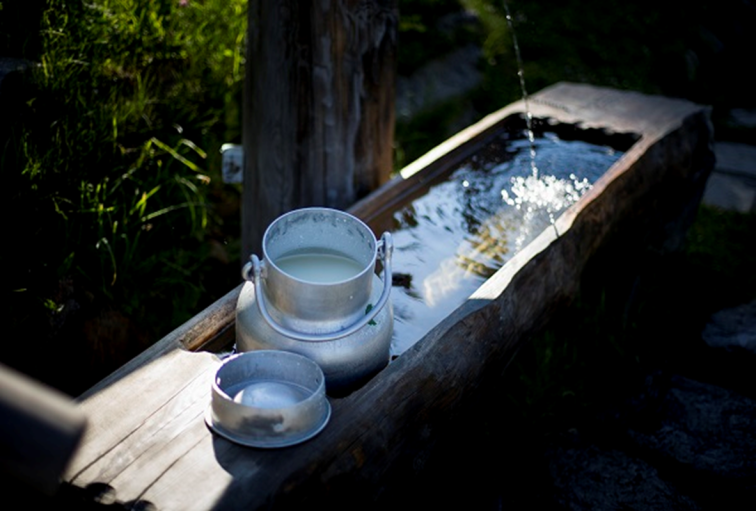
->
64, 83, 713, 509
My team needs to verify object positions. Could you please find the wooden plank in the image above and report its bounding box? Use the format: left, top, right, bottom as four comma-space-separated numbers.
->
66, 349, 219, 484
67, 285, 237, 484
106, 414, 216, 503
65, 83, 714, 509
70, 358, 217, 485
135, 434, 235, 510
77, 285, 238, 402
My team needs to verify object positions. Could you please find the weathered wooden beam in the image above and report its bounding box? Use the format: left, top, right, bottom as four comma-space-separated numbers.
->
0, 363, 86, 497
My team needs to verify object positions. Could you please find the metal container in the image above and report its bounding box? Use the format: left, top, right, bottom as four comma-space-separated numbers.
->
206, 350, 330, 448
236, 208, 393, 394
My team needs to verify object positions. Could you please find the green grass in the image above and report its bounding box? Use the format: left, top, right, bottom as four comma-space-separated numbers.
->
2, 0, 246, 392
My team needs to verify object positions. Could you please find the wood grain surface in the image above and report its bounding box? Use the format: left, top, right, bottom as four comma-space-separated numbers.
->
242, 0, 398, 257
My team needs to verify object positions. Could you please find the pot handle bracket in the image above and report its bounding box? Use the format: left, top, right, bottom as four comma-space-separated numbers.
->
241, 232, 393, 342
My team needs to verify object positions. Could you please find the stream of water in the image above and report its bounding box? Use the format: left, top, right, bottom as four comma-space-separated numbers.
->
389, 131, 623, 356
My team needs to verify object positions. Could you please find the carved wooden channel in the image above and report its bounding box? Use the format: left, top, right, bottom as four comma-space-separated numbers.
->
64, 83, 714, 509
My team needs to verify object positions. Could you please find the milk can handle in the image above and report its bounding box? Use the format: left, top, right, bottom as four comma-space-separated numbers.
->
241, 232, 394, 342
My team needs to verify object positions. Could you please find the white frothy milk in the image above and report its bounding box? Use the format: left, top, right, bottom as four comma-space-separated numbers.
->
275, 253, 365, 283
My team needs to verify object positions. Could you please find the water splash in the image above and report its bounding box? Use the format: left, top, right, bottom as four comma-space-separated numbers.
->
501, 172, 592, 250
388, 133, 622, 356
502, 0, 566, 241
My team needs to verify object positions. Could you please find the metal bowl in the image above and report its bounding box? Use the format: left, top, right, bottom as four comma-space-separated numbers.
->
206, 350, 331, 448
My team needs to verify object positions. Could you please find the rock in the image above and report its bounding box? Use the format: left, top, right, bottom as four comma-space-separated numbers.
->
548, 442, 700, 510
728, 108, 756, 129
545, 372, 756, 509
702, 143, 756, 213
0, 57, 33, 84
702, 300, 756, 353
627, 375, 756, 479
395, 44, 482, 122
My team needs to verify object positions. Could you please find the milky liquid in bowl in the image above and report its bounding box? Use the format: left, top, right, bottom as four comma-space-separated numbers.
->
229, 381, 311, 408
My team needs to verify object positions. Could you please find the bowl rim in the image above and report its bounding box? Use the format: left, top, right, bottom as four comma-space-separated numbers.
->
206, 350, 331, 448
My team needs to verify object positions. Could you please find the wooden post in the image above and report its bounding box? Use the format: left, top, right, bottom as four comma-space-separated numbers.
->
242, 0, 397, 258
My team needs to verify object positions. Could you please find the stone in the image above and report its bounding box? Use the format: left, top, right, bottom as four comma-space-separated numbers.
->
395, 44, 482, 122
548, 442, 700, 510
545, 372, 756, 509
702, 143, 756, 213
0, 57, 33, 84
702, 300, 756, 354
624, 374, 756, 507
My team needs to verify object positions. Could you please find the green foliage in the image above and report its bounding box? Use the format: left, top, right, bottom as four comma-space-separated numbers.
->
394, 96, 472, 169
397, 0, 475, 75
3, 0, 247, 345
395, 0, 485, 167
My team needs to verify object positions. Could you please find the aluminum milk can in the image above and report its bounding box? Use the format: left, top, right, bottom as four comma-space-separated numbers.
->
236, 207, 394, 394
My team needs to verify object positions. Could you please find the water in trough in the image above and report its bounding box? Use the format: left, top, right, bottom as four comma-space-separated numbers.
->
389, 129, 624, 356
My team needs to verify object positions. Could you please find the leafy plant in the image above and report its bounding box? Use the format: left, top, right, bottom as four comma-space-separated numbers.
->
2, 0, 247, 390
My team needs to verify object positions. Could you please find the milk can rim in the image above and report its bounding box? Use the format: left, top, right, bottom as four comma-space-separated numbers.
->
261, 207, 378, 286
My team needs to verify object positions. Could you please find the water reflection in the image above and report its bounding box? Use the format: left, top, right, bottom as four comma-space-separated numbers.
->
389, 132, 622, 356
